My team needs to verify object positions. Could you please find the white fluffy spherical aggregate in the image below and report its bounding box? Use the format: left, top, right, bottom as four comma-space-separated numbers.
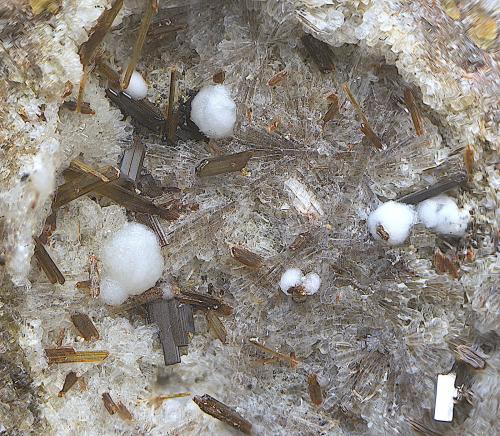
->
279, 268, 303, 294
417, 195, 469, 236
190, 85, 236, 138
367, 201, 417, 245
100, 222, 164, 305
302, 272, 321, 295
100, 277, 129, 306
124, 71, 148, 100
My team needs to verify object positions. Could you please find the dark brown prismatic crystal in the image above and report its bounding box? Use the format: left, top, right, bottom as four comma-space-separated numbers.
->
342, 83, 383, 149
33, 237, 65, 285
230, 246, 264, 269
307, 373, 323, 406
53, 165, 120, 208
70, 313, 99, 341
289, 232, 311, 252
106, 88, 167, 134
147, 299, 181, 366
195, 151, 254, 177
403, 87, 424, 136
206, 310, 227, 344
193, 394, 252, 434
177, 291, 233, 316
58, 371, 79, 397
62, 100, 95, 115
396, 172, 467, 205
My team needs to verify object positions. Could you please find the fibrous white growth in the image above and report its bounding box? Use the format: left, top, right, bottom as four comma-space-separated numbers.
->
100, 222, 164, 305
280, 268, 321, 295
279, 268, 303, 293
367, 201, 417, 245
123, 71, 148, 100
190, 85, 237, 138
417, 195, 469, 237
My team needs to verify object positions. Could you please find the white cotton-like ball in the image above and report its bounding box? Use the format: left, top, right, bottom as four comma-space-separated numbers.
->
302, 272, 321, 295
100, 277, 129, 305
417, 195, 469, 236
124, 71, 148, 100
190, 85, 237, 138
367, 201, 417, 245
279, 268, 303, 294
100, 222, 164, 303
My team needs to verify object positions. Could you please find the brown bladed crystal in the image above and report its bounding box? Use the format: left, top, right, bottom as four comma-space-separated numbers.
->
70, 313, 99, 341
206, 310, 227, 344
45, 347, 108, 364
230, 246, 264, 269
403, 87, 424, 136
58, 371, 79, 397
195, 151, 254, 177
307, 374, 323, 406
33, 237, 65, 285
193, 394, 252, 434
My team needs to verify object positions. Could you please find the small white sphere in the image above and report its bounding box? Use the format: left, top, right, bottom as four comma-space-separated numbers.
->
100, 277, 129, 305
101, 222, 164, 298
302, 272, 321, 295
417, 195, 469, 236
190, 85, 236, 138
124, 71, 148, 100
367, 201, 417, 245
279, 268, 303, 294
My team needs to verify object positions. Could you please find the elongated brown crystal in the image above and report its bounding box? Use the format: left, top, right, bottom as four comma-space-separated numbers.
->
121, 0, 156, 89
45, 347, 109, 364
301, 34, 335, 73
206, 310, 227, 344
464, 144, 474, 177
404, 88, 424, 136
106, 88, 166, 134
433, 248, 459, 278
62, 100, 95, 115
166, 68, 179, 143
456, 345, 486, 369
230, 246, 264, 269
307, 374, 323, 406
58, 371, 79, 397
322, 95, 339, 125
177, 291, 233, 316
148, 392, 192, 409
33, 237, 65, 285
289, 232, 311, 251
248, 337, 299, 368
53, 165, 120, 208
342, 83, 383, 149
96, 60, 121, 87
95, 182, 178, 220
70, 313, 99, 341
396, 172, 467, 205
79, 0, 124, 67
267, 70, 288, 86
102, 392, 117, 415
193, 394, 252, 434
196, 151, 254, 177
